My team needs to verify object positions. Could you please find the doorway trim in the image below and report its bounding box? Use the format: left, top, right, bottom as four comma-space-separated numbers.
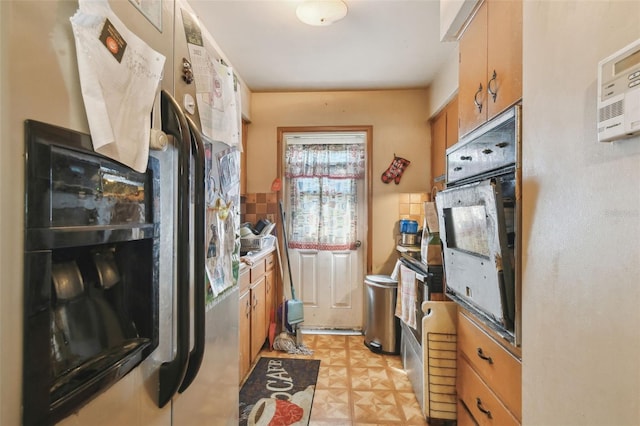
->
276, 126, 373, 275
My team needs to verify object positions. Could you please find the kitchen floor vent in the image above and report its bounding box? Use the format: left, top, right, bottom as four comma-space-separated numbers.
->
422, 301, 458, 422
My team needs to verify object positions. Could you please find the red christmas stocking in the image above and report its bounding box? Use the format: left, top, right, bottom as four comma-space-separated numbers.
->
393, 157, 410, 184
381, 156, 410, 184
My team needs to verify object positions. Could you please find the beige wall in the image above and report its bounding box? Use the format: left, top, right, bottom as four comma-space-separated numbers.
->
522, 1, 640, 425
0, 2, 12, 425
247, 90, 431, 273
428, 44, 459, 117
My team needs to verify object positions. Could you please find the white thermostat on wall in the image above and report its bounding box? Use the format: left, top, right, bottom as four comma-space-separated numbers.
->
597, 38, 640, 142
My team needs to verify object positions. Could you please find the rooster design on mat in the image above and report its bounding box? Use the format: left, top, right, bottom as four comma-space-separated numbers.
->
247, 385, 315, 426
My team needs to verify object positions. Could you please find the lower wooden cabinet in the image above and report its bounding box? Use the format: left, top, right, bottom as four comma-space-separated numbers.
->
458, 357, 519, 426
457, 398, 479, 426
250, 276, 267, 361
239, 250, 276, 382
264, 252, 276, 337
457, 310, 521, 425
238, 268, 251, 381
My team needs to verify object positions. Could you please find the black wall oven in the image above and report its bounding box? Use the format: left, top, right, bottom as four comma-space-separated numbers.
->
23, 121, 160, 425
436, 105, 521, 346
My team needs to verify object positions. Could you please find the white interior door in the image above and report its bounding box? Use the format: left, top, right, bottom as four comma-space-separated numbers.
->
282, 132, 367, 330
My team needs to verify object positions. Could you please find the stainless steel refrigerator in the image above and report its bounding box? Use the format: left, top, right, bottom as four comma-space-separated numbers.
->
0, 0, 242, 424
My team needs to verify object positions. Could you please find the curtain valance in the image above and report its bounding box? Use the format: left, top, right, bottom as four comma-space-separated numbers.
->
285, 144, 365, 179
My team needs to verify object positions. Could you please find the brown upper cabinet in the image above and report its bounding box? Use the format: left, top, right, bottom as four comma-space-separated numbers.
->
445, 96, 459, 150
430, 96, 458, 194
458, 0, 522, 138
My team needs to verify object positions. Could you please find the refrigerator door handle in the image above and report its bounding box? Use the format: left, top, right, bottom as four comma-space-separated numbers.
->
158, 90, 191, 408
178, 116, 206, 394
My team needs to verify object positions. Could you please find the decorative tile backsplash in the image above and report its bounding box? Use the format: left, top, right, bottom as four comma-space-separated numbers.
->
398, 192, 429, 229
241, 192, 279, 227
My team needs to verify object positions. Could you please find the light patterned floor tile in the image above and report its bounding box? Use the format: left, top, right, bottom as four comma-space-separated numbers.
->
395, 391, 428, 425
313, 348, 349, 366
314, 334, 348, 349
347, 335, 367, 348
387, 365, 414, 391
311, 388, 352, 421
316, 365, 350, 389
349, 351, 387, 368
350, 367, 394, 391
348, 341, 375, 353
385, 355, 404, 370
258, 333, 431, 426
352, 390, 403, 423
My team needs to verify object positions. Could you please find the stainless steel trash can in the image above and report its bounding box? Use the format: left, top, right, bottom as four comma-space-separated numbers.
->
364, 275, 400, 354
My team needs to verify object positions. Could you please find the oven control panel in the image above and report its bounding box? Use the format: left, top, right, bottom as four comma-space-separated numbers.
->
446, 106, 518, 185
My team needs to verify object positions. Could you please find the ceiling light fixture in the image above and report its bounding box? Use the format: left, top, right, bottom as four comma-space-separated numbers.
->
296, 0, 348, 26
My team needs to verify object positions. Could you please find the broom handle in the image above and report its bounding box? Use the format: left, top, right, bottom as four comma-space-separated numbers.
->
274, 241, 288, 308
279, 200, 297, 300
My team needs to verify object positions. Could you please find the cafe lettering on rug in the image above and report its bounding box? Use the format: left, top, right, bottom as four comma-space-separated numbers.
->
266, 359, 294, 398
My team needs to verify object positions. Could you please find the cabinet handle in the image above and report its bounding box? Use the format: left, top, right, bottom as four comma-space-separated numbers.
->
454, 166, 463, 172
476, 397, 492, 419
460, 155, 472, 161
482, 148, 493, 154
487, 70, 498, 102
495, 141, 509, 148
477, 347, 493, 364
474, 83, 483, 113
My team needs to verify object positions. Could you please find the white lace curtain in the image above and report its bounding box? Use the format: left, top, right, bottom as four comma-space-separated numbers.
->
285, 143, 365, 250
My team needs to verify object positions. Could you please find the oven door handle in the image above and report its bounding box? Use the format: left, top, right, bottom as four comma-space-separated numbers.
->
158, 90, 191, 408
178, 116, 206, 394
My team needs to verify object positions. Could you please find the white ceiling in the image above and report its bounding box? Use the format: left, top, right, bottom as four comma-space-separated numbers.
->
188, 0, 457, 92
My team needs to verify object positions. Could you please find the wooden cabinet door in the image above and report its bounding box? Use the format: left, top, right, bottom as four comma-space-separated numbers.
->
250, 277, 267, 361
457, 399, 479, 426
458, 356, 520, 426
431, 96, 459, 193
431, 110, 447, 185
239, 289, 251, 381
445, 96, 459, 149
486, 0, 522, 119
458, 0, 488, 138
458, 312, 522, 420
264, 257, 276, 336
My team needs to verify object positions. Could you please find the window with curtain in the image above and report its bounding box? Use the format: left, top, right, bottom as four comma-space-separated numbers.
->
285, 142, 365, 251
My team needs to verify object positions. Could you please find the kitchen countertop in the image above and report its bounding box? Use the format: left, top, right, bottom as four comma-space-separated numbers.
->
239, 244, 276, 270
396, 244, 421, 253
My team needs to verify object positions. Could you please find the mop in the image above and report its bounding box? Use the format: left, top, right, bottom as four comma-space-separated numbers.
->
272, 241, 295, 352
272, 243, 312, 355
272, 297, 298, 354
272, 208, 313, 355
278, 201, 304, 330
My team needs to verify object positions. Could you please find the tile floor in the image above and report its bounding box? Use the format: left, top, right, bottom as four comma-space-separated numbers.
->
258, 333, 429, 426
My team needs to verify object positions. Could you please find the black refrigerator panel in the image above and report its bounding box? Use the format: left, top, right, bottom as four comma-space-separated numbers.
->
23, 120, 160, 426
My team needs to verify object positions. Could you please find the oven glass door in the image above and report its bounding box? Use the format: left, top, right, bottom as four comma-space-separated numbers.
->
435, 177, 514, 331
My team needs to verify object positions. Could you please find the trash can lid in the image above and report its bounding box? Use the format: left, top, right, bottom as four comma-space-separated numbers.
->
365, 275, 397, 285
